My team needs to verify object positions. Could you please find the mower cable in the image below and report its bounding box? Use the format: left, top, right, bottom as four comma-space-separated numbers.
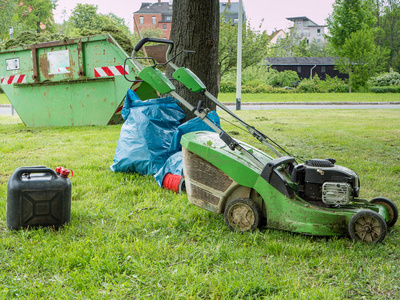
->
209, 111, 305, 163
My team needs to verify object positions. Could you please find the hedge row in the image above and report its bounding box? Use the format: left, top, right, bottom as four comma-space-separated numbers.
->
369, 86, 400, 93
220, 76, 350, 94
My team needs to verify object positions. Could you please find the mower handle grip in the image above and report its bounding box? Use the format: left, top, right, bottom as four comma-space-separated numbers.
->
134, 37, 174, 53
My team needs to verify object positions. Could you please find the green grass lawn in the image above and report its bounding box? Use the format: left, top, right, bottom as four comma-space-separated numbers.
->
218, 92, 400, 103
0, 110, 399, 299
0, 94, 10, 105
1, 92, 399, 106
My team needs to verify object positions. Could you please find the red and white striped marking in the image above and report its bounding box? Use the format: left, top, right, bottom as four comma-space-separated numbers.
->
94, 65, 129, 78
1, 74, 26, 85
57, 67, 70, 73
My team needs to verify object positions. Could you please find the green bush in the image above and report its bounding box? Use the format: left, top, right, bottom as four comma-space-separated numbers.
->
369, 70, 400, 87
220, 81, 236, 93
297, 75, 348, 93
220, 68, 348, 93
267, 70, 300, 87
369, 86, 400, 93
298, 78, 321, 93
324, 75, 349, 93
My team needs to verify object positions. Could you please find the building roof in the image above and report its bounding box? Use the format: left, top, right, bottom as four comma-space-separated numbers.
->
265, 57, 336, 66
134, 2, 173, 15
286, 16, 322, 27
270, 29, 285, 39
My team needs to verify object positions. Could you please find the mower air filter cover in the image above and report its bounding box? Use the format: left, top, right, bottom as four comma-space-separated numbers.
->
322, 182, 352, 205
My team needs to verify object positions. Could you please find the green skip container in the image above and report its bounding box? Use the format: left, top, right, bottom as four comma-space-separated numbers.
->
6, 167, 71, 230
0, 34, 139, 127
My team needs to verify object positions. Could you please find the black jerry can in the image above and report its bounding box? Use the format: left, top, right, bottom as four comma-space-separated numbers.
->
6, 166, 71, 230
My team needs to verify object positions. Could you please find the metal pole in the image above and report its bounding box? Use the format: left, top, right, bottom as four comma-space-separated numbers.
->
236, 0, 243, 111
9, 27, 15, 116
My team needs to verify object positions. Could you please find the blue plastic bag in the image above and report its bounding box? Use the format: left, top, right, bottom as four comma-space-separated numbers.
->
121, 89, 140, 120
154, 152, 183, 187
168, 111, 220, 156
111, 92, 185, 175
154, 111, 221, 187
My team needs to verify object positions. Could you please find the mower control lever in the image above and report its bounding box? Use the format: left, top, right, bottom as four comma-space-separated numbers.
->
195, 100, 204, 113
219, 131, 239, 151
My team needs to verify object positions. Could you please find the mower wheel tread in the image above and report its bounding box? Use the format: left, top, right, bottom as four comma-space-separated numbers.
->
224, 198, 260, 232
369, 197, 398, 227
348, 210, 387, 243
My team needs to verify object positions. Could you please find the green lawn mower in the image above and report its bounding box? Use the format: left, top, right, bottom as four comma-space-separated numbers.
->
129, 38, 398, 243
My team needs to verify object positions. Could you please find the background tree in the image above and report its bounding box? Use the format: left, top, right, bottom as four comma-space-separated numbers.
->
327, 0, 376, 49
375, 0, 400, 70
69, 4, 103, 31
167, 0, 220, 116
59, 4, 134, 54
17, 0, 57, 33
327, 0, 384, 91
0, 0, 18, 41
218, 17, 269, 88
336, 28, 389, 91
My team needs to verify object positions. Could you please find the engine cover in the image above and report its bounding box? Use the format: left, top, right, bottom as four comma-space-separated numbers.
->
291, 159, 360, 204
322, 182, 352, 205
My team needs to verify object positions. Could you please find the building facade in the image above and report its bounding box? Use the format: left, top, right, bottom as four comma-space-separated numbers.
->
265, 57, 348, 80
286, 16, 325, 44
133, 1, 173, 39
134, 1, 245, 39
219, 1, 246, 25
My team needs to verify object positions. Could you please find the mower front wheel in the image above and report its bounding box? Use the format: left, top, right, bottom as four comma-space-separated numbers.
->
369, 197, 398, 227
348, 210, 387, 243
224, 198, 260, 232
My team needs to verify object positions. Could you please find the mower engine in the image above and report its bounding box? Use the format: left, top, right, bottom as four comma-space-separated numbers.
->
291, 159, 360, 205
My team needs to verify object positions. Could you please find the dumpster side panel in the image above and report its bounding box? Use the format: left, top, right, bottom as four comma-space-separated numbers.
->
0, 35, 140, 127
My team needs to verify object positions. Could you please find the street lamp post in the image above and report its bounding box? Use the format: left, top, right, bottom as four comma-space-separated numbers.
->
236, 0, 243, 111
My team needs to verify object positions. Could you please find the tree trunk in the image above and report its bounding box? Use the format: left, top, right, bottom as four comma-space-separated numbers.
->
168, 0, 220, 120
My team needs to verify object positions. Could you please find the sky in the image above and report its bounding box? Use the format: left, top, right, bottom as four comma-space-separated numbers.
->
53, 0, 336, 34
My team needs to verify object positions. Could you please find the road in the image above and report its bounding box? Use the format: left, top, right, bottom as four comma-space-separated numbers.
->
0, 105, 16, 115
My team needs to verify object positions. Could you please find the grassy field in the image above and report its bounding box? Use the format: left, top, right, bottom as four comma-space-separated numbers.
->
1, 92, 399, 106
0, 109, 400, 299
0, 94, 9, 105
218, 93, 400, 103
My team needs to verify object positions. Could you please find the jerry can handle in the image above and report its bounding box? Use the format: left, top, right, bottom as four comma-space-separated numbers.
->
13, 167, 58, 181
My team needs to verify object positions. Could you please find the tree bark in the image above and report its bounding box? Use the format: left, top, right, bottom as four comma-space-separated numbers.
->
168, 0, 220, 120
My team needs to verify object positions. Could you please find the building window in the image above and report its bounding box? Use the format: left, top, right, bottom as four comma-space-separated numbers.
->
297, 66, 302, 73
163, 24, 167, 29
166, 16, 171, 21
317, 29, 321, 33
317, 39, 321, 43
139, 16, 144, 24
321, 66, 326, 73
152, 16, 156, 24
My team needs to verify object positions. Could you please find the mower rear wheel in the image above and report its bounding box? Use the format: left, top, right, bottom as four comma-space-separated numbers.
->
224, 198, 260, 232
369, 197, 398, 227
348, 210, 387, 243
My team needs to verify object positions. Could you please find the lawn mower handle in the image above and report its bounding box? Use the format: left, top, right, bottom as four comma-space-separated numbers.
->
132, 38, 175, 71
133, 37, 174, 53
